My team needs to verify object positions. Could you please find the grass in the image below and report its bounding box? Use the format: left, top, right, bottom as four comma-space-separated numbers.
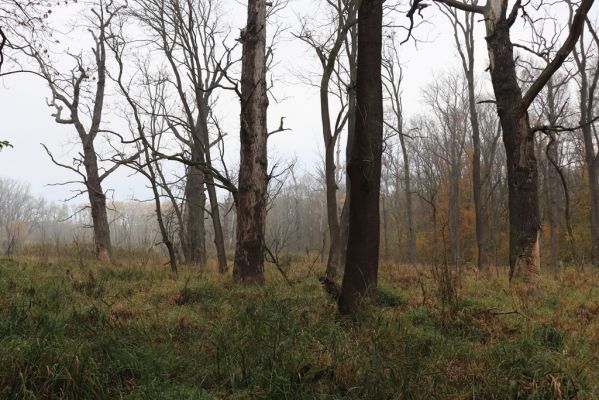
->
0, 255, 598, 399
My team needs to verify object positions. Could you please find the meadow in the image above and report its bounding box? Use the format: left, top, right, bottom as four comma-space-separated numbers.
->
1, 251, 598, 399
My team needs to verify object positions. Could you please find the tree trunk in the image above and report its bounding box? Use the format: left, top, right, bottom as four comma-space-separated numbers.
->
339, 0, 383, 315
399, 128, 416, 265
145, 151, 177, 273
83, 144, 112, 262
325, 140, 342, 280
233, 0, 268, 284
485, 12, 540, 293
467, 74, 486, 270
580, 81, 599, 265
198, 100, 228, 273
339, 21, 357, 270
184, 148, 207, 268
448, 161, 461, 268
545, 142, 559, 272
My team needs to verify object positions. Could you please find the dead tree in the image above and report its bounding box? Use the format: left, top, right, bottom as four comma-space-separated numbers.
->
132, 0, 236, 272
8, 1, 127, 262
233, 0, 269, 284
338, 0, 384, 315
428, 0, 595, 294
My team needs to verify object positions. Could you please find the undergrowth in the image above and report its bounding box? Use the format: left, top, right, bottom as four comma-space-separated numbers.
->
0, 257, 598, 399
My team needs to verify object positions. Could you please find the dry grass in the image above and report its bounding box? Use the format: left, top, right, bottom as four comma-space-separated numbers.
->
0, 253, 598, 399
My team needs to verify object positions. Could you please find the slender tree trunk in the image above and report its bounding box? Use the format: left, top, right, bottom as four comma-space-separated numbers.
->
382, 178, 389, 259
83, 144, 112, 262
485, 13, 541, 293
545, 82, 560, 272
467, 74, 486, 270
339, 22, 357, 269
448, 161, 461, 268
545, 142, 559, 272
325, 142, 342, 280
233, 0, 268, 284
587, 151, 599, 264
198, 101, 228, 273
398, 129, 416, 265
339, 0, 383, 314
145, 151, 177, 273
580, 84, 599, 265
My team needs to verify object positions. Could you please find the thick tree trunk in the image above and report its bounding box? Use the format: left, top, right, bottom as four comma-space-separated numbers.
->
184, 148, 207, 268
485, 13, 541, 293
83, 144, 112, 262
339, 0, 383, 315
233, 0, 268, 284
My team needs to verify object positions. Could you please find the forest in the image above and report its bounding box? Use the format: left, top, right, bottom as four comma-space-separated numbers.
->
1, 0, 599, 398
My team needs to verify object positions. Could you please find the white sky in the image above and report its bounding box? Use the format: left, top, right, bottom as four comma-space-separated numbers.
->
0, 0, 587, 203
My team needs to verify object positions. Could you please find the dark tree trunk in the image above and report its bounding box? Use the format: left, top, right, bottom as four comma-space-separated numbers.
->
485, 16, 541, 293
233, 0, 268, 284
184, 146, 207, 268
339, 0, 383, 315
83, 144, 112, 262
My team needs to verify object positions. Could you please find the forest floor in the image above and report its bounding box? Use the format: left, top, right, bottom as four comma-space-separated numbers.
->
0, 254, 598, 399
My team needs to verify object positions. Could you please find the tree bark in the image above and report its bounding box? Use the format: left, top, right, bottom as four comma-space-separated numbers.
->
484, 5, 541, 293
339, 0, 383, 315
233, 0, 268, 284
467, 74, 485, 270
448, 158, 461, 268
83, 143, 112, 262
399, 131, 416, 265
198, 100, 228, 273
339, 16, 358, 270
184, 144, 207, 269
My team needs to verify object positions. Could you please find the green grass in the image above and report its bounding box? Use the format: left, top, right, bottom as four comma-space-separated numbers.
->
0, 256, 598, 399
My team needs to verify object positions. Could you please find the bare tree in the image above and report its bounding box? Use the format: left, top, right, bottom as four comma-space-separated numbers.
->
382, 34, 416, 266
296, 0, 356, 280
6, 1, 127, 262
428, 0, 595, 294
131, 0, 236, 272
567, 1, 599, 265
424, 74, 469, 270
339, 0, 384, 314
233, 0, 270, 284
439, 0, 488, 269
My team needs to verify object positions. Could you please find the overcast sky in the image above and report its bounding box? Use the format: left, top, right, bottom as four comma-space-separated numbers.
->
0, 0, 576, 204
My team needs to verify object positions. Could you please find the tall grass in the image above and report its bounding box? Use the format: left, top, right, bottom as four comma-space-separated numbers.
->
0, 256, 598, 399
